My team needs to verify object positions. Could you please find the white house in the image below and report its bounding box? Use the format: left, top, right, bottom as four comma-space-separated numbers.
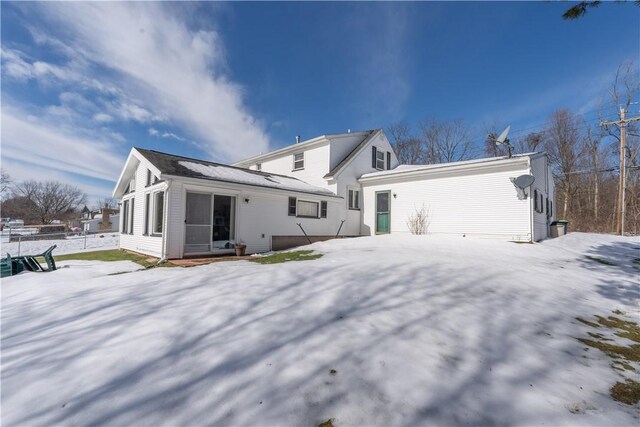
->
113, 129, 555, 259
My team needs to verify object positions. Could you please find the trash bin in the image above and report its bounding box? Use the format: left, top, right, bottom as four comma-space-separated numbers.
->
550, 220, 568, 238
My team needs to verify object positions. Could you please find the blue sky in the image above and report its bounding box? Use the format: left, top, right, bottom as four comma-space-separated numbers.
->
1, 1, 638, 200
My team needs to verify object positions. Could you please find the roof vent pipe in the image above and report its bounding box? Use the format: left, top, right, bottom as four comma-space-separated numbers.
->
295, 135, 300, 144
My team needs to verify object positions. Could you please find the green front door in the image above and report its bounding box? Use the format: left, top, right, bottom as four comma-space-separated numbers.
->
376, 191, 391, 234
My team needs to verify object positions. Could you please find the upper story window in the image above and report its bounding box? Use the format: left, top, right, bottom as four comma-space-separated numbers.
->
146, 169, 159, 186
376, 150, 385, 170
126, 176, 136, 194
293, 152, 304, 170
372, 146, 387, 170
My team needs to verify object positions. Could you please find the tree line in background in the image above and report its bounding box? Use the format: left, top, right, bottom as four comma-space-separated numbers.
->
388, 61, 639, 235
0, 174, 119, 226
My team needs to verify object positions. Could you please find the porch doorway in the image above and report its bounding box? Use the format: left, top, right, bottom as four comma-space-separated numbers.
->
184, 192, 236, 255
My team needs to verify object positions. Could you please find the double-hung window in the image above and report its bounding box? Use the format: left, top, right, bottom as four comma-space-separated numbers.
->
348, 188, 360, 210
152, 191, 164, 235
376, 149, 385, 170
293, 152, 304, 170
122, 199, 129, 233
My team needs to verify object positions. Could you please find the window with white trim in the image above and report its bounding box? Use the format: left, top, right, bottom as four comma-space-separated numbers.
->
348, 188, 360, 210
293, 152, 304, 170
288, 197, 297, 216
122, 199, 129, 233
153, 191, 164, 235
297, 200, 319, 218
376, 149, 385, 170
144, 193, 150, 235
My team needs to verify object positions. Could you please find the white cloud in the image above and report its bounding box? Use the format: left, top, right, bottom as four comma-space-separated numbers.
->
111, 103, 160, 123
148, 127, 187, 142
28, 2, 269, 161
93, 113, 114, 123
2, 106, 125, 183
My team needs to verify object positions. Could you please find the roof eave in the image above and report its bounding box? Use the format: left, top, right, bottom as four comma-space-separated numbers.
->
161, 173, 342, 199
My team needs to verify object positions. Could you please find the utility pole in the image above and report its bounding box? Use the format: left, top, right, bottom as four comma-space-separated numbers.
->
601, 108, 640, 236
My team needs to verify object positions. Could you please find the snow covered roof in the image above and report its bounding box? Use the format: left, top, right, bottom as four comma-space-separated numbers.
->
233, 129, 374, 167
360, 152, 545, 181
135, 148, 339, 198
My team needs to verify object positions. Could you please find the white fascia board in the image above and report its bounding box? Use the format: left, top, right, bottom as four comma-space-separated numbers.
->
162, 174, 343, 199
112, 148, 164, 198
359, 156, 530, 185
232, 136, 331, 167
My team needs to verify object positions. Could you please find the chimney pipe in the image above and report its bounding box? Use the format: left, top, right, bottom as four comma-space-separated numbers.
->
295, 135, 300, 144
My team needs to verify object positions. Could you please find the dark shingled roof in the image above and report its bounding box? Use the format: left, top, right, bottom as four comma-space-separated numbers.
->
135, 148, 339, 197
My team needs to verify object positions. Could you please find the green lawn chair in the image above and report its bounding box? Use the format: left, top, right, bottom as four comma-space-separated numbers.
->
1, 254, 12, 278
11, 245, 57, 273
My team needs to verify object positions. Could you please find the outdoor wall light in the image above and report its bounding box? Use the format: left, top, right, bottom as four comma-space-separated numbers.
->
244, 198, 250, 204
393, 193, 397, 199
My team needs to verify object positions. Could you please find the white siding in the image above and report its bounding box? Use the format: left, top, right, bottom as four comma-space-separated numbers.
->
331, 132, 399, 236
249, 143, 331, 189
328, 132, 371, 171
119, 159, 166, 257
360, 162, 532, 241
158, 178, 345, 258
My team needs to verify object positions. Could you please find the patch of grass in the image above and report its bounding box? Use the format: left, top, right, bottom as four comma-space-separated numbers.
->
585, 255, 617, 266
41, 250, 176, 269
587, 332, 612, 341
576, 317, 600, 328
250, 250, 323, 264
613, 309, 625, 315
318, 419, 334, 427
595, 316, 640, 343
577, 338, 640, 362
610, 379, 640, 405
612, 360, 636, 372
329, 369, 337, 376
632, 258, 640, 266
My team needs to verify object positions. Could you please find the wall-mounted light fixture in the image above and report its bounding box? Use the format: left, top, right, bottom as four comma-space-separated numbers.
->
244, 198, 250, 204
393, 193, 397, 199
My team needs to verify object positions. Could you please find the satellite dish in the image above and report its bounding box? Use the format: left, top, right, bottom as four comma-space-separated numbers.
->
513, 174, 535, 189
495, 126, 511, 145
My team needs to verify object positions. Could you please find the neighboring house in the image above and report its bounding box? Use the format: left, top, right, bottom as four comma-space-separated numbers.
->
113, 129, 555, 259
80, 207, 120, 233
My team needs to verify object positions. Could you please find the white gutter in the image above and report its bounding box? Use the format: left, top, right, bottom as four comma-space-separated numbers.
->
359, 156, 531, 184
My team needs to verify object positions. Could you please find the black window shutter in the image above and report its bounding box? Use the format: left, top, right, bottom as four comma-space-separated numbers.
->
321, 201, 327, 218
386, 152, 391, 170
372, 146, 377, 168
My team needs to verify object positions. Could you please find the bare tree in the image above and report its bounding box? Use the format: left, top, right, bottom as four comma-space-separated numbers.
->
420, 118, 475, 164
0, 170, 11, 200
13, 180, 87, 224
514, 132, 544, 155
92, 197, 118, 211
388, 122, 424, 165
545, 109, 585, 220
562, 1, 640, 20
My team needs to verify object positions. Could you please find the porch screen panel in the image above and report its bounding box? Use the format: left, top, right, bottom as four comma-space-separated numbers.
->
185, 192, 212, 253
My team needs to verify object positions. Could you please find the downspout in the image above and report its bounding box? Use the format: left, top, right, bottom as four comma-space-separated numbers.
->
159, 180, 172, 262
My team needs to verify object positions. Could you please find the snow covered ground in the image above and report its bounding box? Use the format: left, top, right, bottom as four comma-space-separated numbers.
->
0, 233, 119, 256
2, 233, 638, 426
